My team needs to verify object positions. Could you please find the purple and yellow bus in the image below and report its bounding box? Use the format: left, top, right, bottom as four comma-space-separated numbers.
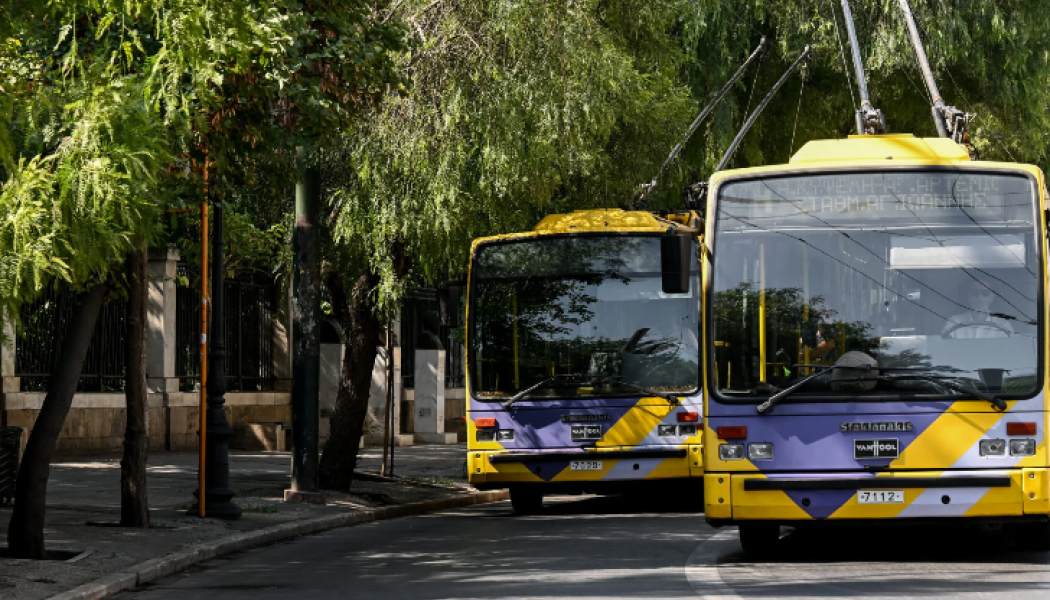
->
702, 135, 1049, 553
466, 209, 704, 513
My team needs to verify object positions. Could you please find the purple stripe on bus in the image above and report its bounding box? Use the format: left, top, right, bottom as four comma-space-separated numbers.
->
707, 412, 942, 472
523, 460, 573, 482
783, 488, 860, 519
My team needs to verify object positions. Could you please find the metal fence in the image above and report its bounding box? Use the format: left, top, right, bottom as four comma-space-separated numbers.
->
175, 265, 276, 392
16, 285, 127, 392
175, 263, 202, 392
223, 271, 276, 391
400, 288, 465, 390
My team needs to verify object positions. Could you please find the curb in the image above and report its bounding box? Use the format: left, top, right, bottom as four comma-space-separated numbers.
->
47, 489, 510, 600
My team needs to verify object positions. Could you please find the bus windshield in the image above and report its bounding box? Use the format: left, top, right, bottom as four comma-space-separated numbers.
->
710, 170, 1040, 400
470, 235, 699, 400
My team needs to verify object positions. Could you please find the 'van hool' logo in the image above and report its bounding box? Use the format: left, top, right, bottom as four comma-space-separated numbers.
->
561, 414, 610, 423
840, 422, 913, 433
854, 439, 900, 459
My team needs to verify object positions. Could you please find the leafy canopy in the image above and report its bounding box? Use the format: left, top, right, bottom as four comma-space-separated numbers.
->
0, 0, 408, 318
332, 0, 1050, 308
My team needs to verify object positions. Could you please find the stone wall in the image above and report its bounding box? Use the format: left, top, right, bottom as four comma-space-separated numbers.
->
401, 387, 467, 443
0, 249, 467, 456
3, 391, 290, 456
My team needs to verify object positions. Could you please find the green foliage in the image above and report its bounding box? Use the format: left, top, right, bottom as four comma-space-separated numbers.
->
0, 75, 167, 318
330, 0, 1050, 312
332, 0, 696, 306
672, 0, 1050, 178
1, 0, 408, 320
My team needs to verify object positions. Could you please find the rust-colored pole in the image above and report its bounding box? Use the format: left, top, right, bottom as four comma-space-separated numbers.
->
198, 154, 210, 518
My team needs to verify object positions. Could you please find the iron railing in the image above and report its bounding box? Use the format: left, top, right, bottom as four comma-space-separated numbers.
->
224, 270, 276, 391
175, 263, 202, 392
175, 265, 276, 392
16, 285, 127, 392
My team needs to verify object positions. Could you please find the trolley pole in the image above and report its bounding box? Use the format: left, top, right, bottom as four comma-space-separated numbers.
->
288, 145, 323, 502
840, 0, 886, 134
896, 0, 969, 143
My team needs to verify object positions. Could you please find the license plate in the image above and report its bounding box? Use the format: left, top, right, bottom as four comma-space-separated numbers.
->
571, 424, 602, 441
570, 460, 603, 471
857, 490, 904, 504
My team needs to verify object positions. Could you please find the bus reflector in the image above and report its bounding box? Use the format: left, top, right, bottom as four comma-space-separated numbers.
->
476, 418, 497, 428
1007, 422, 1037, 436
678, 412, 699, 423
717, 426, 747, 439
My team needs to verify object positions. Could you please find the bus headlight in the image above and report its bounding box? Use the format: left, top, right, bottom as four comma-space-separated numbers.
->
476, 429, 496, 442
719, 444, 745, 460
658, 424, 677, 437
497, 429, 515, 441
1010, 439, 1036, 456
678, 424, 698, 436
979, 439, 1006, 456
748, 443, 774, 460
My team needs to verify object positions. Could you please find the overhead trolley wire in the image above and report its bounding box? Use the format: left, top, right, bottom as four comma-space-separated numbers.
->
718, 207, 954, 325
826, 0, 858, 111
750, 177, 1036, 320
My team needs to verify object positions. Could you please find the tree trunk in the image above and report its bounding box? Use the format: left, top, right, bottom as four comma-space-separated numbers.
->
7, 282, 108, 559
318, 272, 382, 491
121, 244, 150, 527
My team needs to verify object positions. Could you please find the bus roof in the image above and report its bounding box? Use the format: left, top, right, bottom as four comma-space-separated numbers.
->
709, 134, 1043, 187
470, 209, 681, 251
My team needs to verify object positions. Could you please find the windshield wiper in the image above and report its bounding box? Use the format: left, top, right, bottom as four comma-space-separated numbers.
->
756, 365, 925, 414
585, 373, 680, 404
832, 373, 1006, 411
502, 374, 586, 409
502, 373, 680, 409
758, 368, 1007, 413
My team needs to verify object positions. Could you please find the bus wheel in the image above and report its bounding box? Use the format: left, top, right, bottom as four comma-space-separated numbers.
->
1017, 521, 1050, 552
738, 523, 780, 557
510, 488, 543, 515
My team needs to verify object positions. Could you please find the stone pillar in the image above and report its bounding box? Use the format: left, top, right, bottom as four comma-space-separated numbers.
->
272, 279, 293, 392
363, 346, 413, 447
146, 248, 179, 394
1, 311, 17, 426
413, 349, 456, 444
318, 341, 341, 446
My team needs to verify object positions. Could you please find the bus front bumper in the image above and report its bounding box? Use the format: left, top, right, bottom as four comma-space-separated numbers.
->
468, 445, 703, 489
704, 469, 1050, 523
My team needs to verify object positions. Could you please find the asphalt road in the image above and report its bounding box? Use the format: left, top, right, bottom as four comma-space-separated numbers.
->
119, 495, 1050, 600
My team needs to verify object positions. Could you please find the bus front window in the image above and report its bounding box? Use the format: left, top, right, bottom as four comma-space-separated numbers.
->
710, 171, 1040, 399
470, 236, 699, 400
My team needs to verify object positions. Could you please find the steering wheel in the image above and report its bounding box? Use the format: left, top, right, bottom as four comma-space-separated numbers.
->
942, 320, 1012, 339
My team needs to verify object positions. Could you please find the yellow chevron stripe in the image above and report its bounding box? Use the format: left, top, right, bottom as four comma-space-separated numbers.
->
598, 399, 672, 448
889, 401, 1014, 471
963, 472, 1026, 517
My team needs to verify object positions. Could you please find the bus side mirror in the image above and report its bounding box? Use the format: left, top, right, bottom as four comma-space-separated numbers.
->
661, 235, 692, 294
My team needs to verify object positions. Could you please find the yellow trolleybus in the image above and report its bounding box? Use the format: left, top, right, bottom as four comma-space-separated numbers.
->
701, 134, 1049, 552
466, 209, 704, 513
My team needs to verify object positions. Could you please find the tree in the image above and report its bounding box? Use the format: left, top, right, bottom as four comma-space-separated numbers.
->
318, 0, 1050, 490
1, 76, 169, 558
1, 0, 406, 557
318, 0, 697, 489
121, 241, 150, 528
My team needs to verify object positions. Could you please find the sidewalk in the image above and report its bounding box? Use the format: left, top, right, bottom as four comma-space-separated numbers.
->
0, 444, 479, 600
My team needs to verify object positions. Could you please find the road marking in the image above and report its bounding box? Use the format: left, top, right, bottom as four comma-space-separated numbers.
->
683, 530, 747, 600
